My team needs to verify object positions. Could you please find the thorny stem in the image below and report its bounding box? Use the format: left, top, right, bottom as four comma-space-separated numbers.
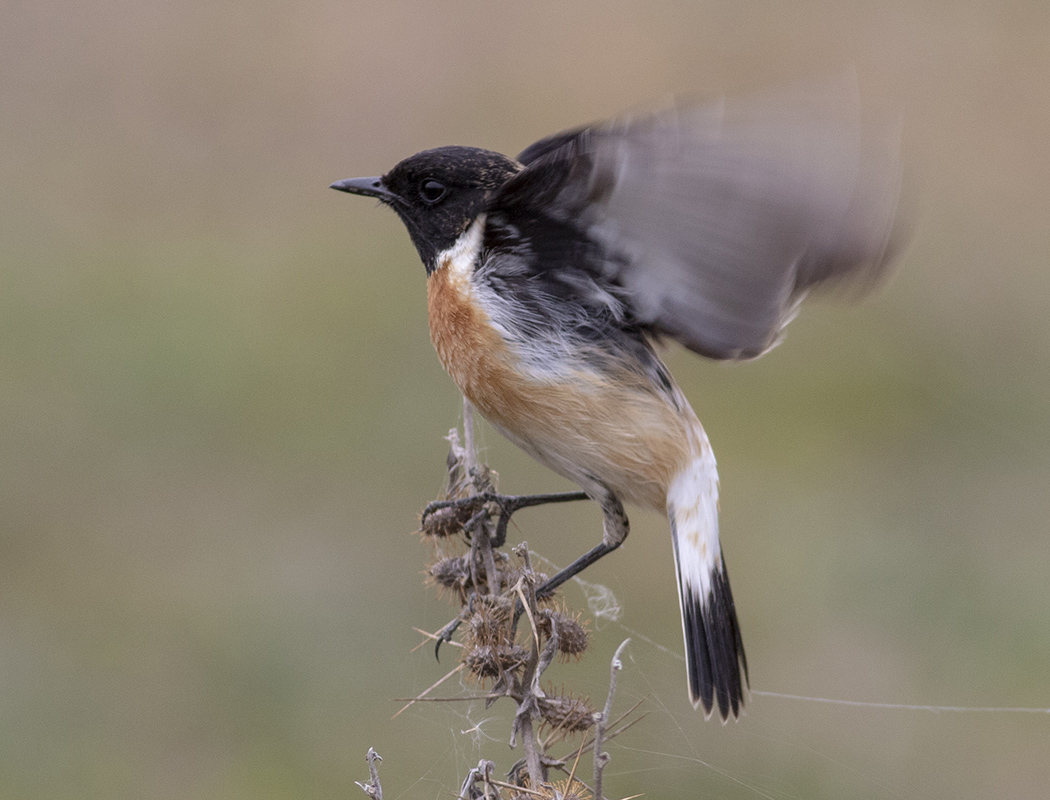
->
474, 513, 500, 597
594, 639, 630, 800
460, 760, 497, 800
514, 544, 541, 645
510, 543, 548, 787
462, 396, 501, 595
354, 747, 383, 800
422, 418, 641, 795
518, 709, 546, 789
462, 396, 476, 474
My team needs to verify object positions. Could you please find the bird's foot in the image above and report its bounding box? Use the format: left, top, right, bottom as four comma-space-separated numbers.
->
422, 490, 589, 546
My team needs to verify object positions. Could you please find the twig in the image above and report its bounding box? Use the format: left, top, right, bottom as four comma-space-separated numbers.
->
563, 738, 588, 796
390, 693, 505, 702
551, 696, 649, 756
459, 759, 499, 800
391, 662, 466, 719
471, 509, 501, 597
509, 543, 551, 788
460, 396, 502, 597
487, 777, 548, 797
355, 747, 383, 800
517, 710, 546, 791
514, 581, 541, 653
462, 396, 476, 473
513, 544, 541, 650
593, 639, 630, 800
530, 616, 560, 702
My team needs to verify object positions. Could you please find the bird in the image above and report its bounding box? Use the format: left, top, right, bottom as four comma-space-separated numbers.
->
331, 80, 902, 720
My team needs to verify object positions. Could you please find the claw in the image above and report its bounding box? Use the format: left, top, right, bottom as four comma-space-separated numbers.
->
433, 618, 463, 661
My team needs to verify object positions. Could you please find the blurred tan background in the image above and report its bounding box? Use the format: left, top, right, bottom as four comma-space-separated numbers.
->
3, 2, 1050, 798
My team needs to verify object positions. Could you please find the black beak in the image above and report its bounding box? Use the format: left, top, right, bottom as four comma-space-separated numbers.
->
330, 176, 394, 201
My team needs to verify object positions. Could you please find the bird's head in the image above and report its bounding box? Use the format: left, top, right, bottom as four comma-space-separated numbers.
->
332, 146, 520, 273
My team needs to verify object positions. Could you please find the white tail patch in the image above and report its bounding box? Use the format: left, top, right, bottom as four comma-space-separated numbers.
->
667, 439, 747, 719
667, 444, 721, 604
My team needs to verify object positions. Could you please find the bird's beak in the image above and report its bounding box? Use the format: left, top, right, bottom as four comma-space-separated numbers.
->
330, 176, 394, 201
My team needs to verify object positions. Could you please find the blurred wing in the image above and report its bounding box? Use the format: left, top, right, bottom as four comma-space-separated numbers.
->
501, 78, 902, 360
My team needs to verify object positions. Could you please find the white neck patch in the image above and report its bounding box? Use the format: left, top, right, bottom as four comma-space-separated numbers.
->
436, 214, 487, 278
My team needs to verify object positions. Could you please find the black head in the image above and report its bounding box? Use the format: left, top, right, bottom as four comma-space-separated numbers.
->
332, 146, 520, 273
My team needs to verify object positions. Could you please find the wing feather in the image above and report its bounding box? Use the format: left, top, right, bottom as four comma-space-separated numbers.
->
497, 78, 902, 360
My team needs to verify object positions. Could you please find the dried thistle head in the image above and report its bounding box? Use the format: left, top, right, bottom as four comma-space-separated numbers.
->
464, 594, 514, 647
420, 503, 476, 539
463, 642, 529, 680
426, 554, 473, 600
537, 608, 589, 659
420, 462, 498, 540
537, 690, 595, 734
461, 595, 524, 681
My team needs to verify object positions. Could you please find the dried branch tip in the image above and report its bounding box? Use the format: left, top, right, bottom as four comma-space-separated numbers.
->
354, 747, 383, 800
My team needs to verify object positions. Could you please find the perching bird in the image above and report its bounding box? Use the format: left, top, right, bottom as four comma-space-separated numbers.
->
332, 80, 901, 720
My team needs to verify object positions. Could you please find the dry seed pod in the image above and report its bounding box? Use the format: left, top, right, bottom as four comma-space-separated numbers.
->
427, 554, 473, 593
471, 592, 513, 618
537, 692, 595, 733
464, 643, 530, 679
465, 595, 514, 647
537, 609, 589, 658
420, 503, 475, 538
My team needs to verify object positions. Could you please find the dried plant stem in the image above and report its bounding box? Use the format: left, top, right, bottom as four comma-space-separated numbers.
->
519, 710, 546, 789
594, 639, 630, 800
412, 422, 644, 797
460, 760, 500, 800
355, 747, 383, 800
471, 511, 501, 596
461, 396, 502, 595
462, 396, 477, 473
391, 662, 466, 719
511, 546, 550, 787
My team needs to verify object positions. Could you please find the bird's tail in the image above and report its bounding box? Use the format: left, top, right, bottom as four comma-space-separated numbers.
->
667, 450, 748, 720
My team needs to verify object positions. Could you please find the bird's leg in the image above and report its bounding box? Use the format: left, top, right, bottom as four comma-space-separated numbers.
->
505, 491, 627, 640
488, 490, 590, 547
534, 491, 629, 600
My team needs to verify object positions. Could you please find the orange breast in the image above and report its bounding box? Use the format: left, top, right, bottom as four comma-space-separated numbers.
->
426, 259, 702, 511
426, 255, 512, 399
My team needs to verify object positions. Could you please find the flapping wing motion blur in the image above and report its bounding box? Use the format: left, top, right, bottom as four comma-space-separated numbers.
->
500, 78, 903, 360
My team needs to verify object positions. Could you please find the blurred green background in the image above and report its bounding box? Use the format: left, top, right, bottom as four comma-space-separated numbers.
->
3, 2, 1049, 798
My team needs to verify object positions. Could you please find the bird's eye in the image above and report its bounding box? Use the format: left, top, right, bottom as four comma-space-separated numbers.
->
419, 179, 447, 204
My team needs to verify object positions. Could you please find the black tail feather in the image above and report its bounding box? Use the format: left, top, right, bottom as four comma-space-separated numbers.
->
682, 555, 748, 720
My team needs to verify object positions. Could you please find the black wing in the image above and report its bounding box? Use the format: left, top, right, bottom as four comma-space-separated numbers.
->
494, 78, 903, 360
